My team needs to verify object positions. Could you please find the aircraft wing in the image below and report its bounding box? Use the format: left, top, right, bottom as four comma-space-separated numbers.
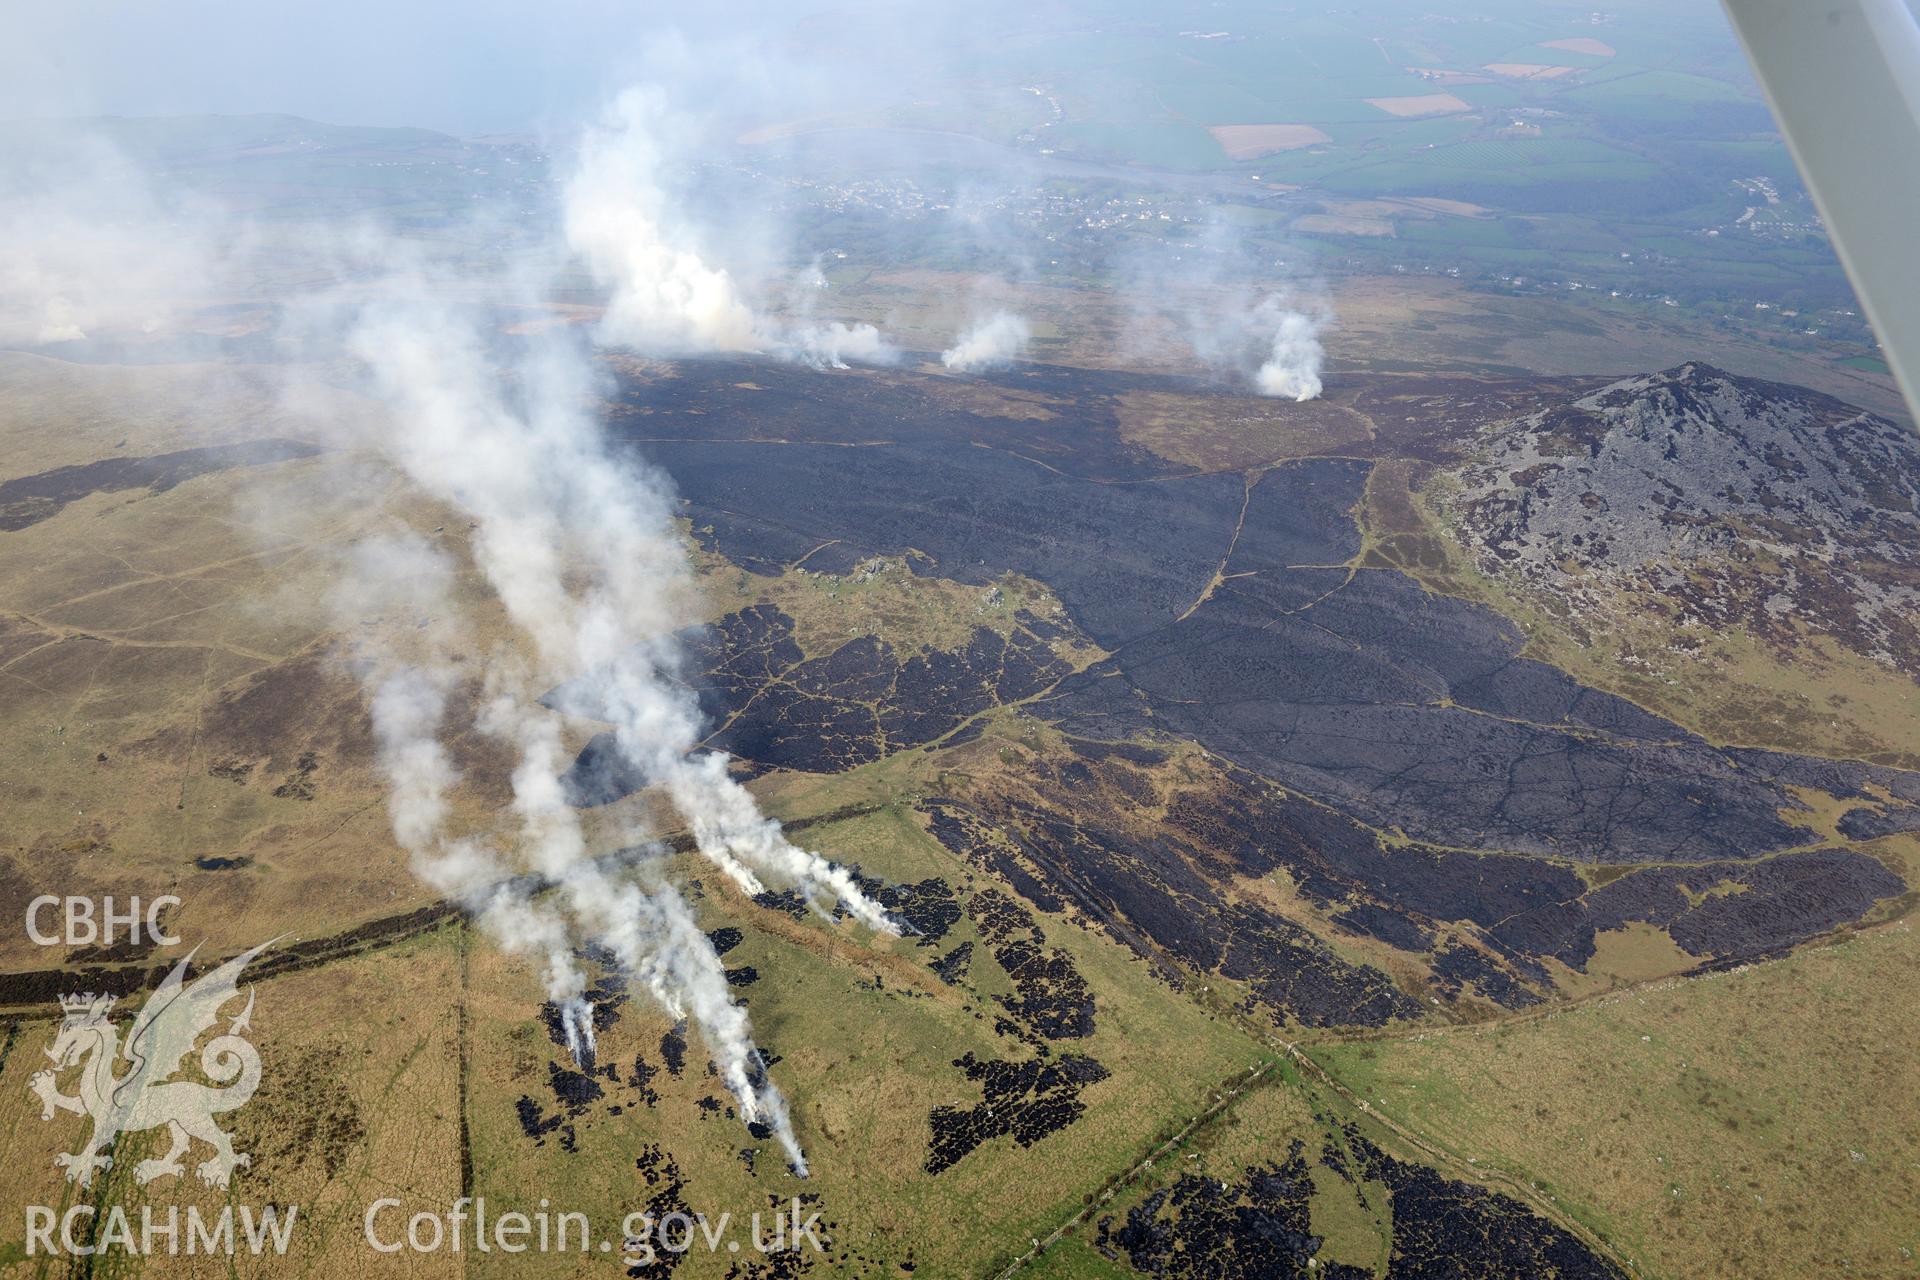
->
1721, 0, 1920, 420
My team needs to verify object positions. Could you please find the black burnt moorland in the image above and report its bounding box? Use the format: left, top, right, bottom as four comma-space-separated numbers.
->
584, 354, 1918, 887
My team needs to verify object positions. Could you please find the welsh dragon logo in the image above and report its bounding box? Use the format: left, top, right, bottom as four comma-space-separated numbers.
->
30, 940, 274, 1189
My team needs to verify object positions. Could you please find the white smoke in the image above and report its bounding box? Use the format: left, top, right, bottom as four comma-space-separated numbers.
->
559, 997, 596, 1067
1174, 290, 1329, 401
781, 319, 897, 370
563, 88, 897, 372
1110, 214, 1333, 396
1252, 298, 1325, 402
0, 128, 243, 347
941, 310, 1031, 373
475, 683, 812, 1166
341, 543, 594, 1028
565, 88, 761, 354
322, 242, 897, 1169
150, 82, 908, 1171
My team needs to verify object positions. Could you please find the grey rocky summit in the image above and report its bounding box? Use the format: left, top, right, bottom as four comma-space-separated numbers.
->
1444, 362, 1920, 668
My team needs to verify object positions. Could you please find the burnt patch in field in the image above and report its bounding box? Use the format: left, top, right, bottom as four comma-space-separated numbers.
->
970, 888, 1095, 1041
743, 870, 961, 945
924, 1051, 1111, 1175
516, 952, 687, 1143
1431, 943, 1546, 1010
947, 741, 1904, 1012
1332, 902, 1432, 952
686, 603, 806, 702
1096, 1142, 1326, 1279
1348, 1130, 1625, 1278
1347, 374, 1609, 464
228, 1043, 367, 1181
625, 380, 1246, 649
1837, 806, 1920, 840
1217, 904, 1422, 1028
924, 806, 1067, 913
1731, 748, 1920, 807
547, 1061, 604, 1109
1165, 781, 1583, 929
751, 887, 813, 921
1098, 1122, 1622, 1277
610, 357, 1189, 481
930, 941, 972, 984
851, 873, 961, 945
627, 1054, 661, 1108
514, 1095, 571, 1149
538, 952, 630, 1054
660, 1022, 687, 1076
625, 1145, 695, 1278
0, 438, 323, 531
915, 890, 1105, 1174
271, 750, 321, 800
551, 358, 1920, 1027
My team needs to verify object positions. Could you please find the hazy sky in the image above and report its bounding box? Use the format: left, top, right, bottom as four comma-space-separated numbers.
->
8, 0, 1875, 139
0, 0, 1046, 135
0, 0, 749, 134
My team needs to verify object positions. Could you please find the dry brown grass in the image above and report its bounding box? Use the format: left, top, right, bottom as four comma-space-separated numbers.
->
691, 545, 1092, 662
1365, 93, 1471, 118
1295, 213, 1396, 238
0, 357, 612, 971
1207, 124, 1332, 160
0, 436, 429, 967
1113, 389, 1374, 472
1483, 63, 1577, 80
1542, 37, 1617, 57
0, 927, 465, 1276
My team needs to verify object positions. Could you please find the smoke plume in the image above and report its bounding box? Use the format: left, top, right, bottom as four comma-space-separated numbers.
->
0, 127, 244, 346
325, 264, 898, 1168
565, 88, 761, 354
941, 310, 1032, 372
1252, 298, 1325, 402
781, 319, 897, 370
564, 87, 896, 371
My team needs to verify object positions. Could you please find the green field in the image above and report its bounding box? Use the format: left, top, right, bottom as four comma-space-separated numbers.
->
1309, 920, 1920, 1280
